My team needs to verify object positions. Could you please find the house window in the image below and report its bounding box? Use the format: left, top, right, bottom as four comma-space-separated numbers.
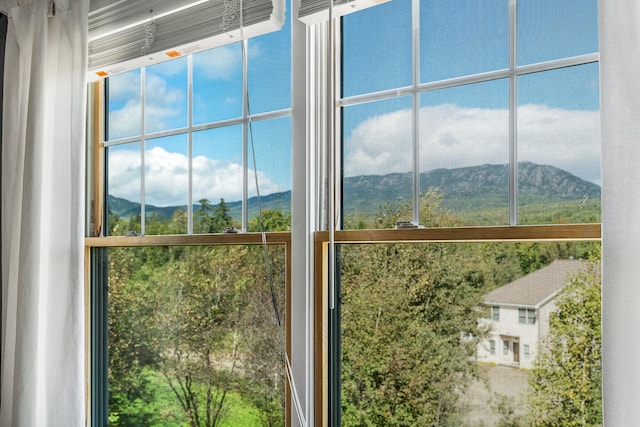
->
490, 340, 496, 355
492, 306, 501, 321
503, 339, 510, 356
519, 308, 537, 324
524, 344, 531, 359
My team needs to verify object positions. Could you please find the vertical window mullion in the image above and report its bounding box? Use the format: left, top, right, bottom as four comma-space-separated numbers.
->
242, 39, 249, 231
412, 0, 420, 226
509, 0, 518, 226
188, 55, 194, 235
140, 67, 147, 236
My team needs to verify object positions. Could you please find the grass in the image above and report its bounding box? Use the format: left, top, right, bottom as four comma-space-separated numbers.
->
111, 368, 264, 426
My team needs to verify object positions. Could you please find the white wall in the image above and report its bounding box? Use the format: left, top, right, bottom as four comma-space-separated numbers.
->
600, 1, 640, 423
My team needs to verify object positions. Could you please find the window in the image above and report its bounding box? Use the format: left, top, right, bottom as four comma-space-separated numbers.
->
490, 340, 496, 355
88, 2, 294, 425
492, 305, 501, 321
339, 0, 599, 229
524, 344, 531, 359
316, 0, 602, 425
101, 18, 291, 237
519, 308, 536, 324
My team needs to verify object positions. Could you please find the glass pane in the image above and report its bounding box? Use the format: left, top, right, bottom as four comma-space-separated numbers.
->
107, 142, 141, 236
145, 57, 188, 134
342, 96, 413, 228
338, 241, 601, 426
248, 3, 291, 114
144, 134, 189, 235
420, 79, 509, 226
341, 0, 412, 97
107, 70, 141, 141
247, 117, 292, 231
517, 63, 601, 224
193, 43, 243, 124
517, 0, 598, 66
420, 0, 509, 83
107, 245, 286, 426
192, 125, 243, 233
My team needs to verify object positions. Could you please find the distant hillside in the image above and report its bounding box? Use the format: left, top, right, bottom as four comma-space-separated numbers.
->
108, 162, 600, 221
107, 191, 292, 222
343, 162, 601, 216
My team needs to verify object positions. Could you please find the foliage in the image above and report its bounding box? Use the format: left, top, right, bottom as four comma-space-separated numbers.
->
527, 261, 602, 426
107, 244, 287, 426
340, 193, 490, 426
491, 393, 526, 427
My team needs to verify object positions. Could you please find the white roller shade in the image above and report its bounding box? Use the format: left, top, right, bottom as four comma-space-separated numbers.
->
88, 0, 285, 80
298, 0, 389, 25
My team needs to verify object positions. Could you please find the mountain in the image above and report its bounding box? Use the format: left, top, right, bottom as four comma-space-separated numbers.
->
107, 162, 600, 220
343, 162, 600, 215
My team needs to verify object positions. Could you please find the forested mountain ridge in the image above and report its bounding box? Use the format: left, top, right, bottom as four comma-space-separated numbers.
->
108, 162, 600, 220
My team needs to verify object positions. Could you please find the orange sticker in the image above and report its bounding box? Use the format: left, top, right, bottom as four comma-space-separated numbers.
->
165, 50, 181, 58
96, 71, 109, 77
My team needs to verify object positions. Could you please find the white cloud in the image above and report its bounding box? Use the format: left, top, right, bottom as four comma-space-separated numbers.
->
108, 146, 281, 206
195, 44, 242, 80
108, 74, 186, 138
344, 103, 601, 184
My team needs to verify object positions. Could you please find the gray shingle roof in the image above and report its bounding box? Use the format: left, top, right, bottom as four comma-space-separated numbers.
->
483, 259, 588, 307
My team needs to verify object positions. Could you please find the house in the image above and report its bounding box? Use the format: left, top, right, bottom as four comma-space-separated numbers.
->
477, 259, 588, 370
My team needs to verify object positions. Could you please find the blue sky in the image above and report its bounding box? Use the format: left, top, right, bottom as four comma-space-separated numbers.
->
107, 0, 600, 207
342, 0, 600, 187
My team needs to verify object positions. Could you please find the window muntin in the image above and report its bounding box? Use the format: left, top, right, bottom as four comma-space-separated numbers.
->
339, 0, 600, 229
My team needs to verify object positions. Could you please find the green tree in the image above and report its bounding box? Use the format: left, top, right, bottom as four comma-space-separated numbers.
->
339, 193, 490, 426
527, 261, 602, 426
248, 209, 291, 232
152, 246, 248, 427
211, 199, 234, 232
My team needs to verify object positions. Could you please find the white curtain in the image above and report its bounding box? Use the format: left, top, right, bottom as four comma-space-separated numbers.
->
600, 0, 640, 423
0, 0, 88, 425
